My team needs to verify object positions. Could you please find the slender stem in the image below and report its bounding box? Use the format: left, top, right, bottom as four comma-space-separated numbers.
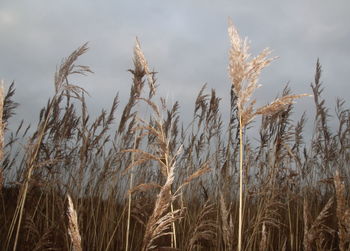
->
125, 173, 133, 251
170, 202, 177, 248
161, 121, 177, 249
165, 152, 177, 248
238, 113, 244, 251
126, 134, 137, 251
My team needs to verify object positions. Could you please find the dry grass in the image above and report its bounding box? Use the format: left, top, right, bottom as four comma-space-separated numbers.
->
141, 164, 182, 251
303, 195, 333, 251
0, 20, 349, 251
334, 170, 350, 251
220, 193, 234, 250
186, 200, 216, 250
66, 194, 82, 251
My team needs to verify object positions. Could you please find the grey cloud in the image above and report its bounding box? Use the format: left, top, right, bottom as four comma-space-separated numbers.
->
0, 0, 349, 131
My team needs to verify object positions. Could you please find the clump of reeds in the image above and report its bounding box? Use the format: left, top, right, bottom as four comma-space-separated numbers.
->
334, 170, 350, 251
6, 43, 92, 251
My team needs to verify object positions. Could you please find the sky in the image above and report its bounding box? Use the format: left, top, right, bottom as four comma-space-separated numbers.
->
1, 0, 350, 138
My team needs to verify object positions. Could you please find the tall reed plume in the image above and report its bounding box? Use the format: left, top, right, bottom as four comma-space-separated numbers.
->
227, 18, 309, 251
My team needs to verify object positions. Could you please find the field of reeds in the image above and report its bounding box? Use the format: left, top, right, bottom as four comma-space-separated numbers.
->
1, 21, 350, 251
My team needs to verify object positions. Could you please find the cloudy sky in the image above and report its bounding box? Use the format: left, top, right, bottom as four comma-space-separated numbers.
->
1, 0, 349, 136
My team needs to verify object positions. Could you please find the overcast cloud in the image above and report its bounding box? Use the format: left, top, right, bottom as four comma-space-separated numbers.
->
1, 0, 349, 136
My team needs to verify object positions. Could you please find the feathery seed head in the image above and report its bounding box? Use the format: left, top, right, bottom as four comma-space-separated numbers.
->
228, 18, 309, 127
134, 38, 157, 98
66, 194, 82, 251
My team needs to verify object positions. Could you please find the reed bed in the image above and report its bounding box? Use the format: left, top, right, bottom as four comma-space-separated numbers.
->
0, 21, 349, 251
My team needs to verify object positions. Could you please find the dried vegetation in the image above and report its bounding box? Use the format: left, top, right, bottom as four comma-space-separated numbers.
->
0, 21, 349, 251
